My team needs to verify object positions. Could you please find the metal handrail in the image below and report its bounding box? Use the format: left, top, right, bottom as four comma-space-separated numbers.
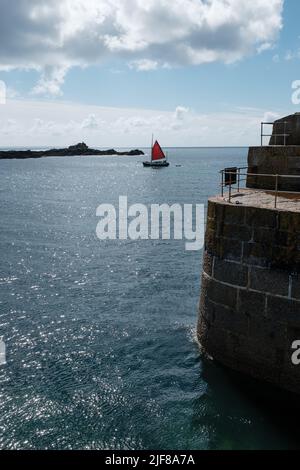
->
220, 167, 300, 209
261, 121, 290, 146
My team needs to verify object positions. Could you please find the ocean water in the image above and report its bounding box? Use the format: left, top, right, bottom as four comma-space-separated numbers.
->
0, 148, 299, 450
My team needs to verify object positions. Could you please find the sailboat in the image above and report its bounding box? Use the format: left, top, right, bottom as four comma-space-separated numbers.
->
143, 139, 170, 168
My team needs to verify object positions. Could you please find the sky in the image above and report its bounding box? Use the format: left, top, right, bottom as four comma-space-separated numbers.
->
0, 0, 299, 147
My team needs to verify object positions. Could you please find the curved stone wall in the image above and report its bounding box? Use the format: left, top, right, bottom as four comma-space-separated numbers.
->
198, 198, 300, 394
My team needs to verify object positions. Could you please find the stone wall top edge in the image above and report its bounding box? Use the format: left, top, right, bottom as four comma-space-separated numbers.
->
248, 146, 300, 156
208, 197, 300, 216
249, 146, 300, 150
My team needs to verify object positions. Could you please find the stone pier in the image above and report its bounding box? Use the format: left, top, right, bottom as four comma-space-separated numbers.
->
198, 114, 300, 395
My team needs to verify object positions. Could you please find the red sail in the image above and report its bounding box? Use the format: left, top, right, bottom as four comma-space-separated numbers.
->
152, 141, 166, 161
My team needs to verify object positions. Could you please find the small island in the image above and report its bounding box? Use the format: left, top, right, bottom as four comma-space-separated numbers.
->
0, 142, 144, 160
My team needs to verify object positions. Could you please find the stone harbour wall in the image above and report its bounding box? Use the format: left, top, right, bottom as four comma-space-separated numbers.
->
247, 146, 300, 191
269, 113, 300, 146
198, 198, 300, 394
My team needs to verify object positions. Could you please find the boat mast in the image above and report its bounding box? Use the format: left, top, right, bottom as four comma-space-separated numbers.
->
151, 134, 154, 162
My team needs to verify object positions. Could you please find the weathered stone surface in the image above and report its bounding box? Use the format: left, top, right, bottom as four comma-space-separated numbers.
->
212, 303, 248, 335
214, 259, 248, 287
248, 316, 287, 349
199, 292, 214, 324
200, 296, 248, 335
198, 196, 300, 395
252, 227, 277, 245
205, 275, 238, 310
206, 216, 217, 232
247, 145, 300, 191
279, 211, 300, 232
199, 321, 282, 384
252, 227, 295, 248
235, 336, 279, 369
269, 244, 299, 271
245, 207, 278, 229
207, 201, 216, 219
238, 289, 266, 318
218, 238, 243, 262
205, 228, 218, 254
199, 324, 229, 359
269, 113, 300, 146
223, 205, 245, 225
291, 274, 300, 300
249, 266, 289, 297
267, 296, 300, 327
242, 242, 272, 268
202, 252, 214, 276
286, 326, 300, 348
222, 223, 252, 241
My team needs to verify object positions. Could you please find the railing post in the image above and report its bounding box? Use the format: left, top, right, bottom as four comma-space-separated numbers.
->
220, 170, 223, 197
284, 121, 287, 146
238, 168, 240, 193
229, 174, 232, 203
261, 123, 263, 147
275, 174, 279, 208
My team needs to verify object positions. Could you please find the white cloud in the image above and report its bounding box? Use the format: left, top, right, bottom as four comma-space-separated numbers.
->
81, 114, 103, 130
0, 0, 284, 94
285, 49, 300, 61
129, 60, 159, 71
0, 98, 286, 147
0, 80, 6, 104
174, 106, 189, 121
257, 42, 273, 54
263, 111, 280, 123
2, 118, 18, 135
32, 66, 69, 96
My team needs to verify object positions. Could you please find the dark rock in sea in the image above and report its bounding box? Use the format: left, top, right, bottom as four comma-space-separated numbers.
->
0, 142, 144, 160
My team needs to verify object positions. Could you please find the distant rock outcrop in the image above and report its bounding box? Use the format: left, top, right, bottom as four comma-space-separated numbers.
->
0, 142, 144, 160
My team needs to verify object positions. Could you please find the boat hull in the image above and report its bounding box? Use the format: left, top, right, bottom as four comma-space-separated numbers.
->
143, 161, 170, 168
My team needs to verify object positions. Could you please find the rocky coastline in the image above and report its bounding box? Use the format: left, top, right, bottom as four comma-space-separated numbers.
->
0, 142, 144, 160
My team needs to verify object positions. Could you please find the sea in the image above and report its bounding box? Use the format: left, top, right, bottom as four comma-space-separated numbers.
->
0, 147, 299, 450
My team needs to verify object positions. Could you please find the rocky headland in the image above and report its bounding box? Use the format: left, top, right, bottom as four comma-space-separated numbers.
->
0, 142, 144, 160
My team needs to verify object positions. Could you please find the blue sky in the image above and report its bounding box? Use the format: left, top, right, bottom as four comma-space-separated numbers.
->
0, 0, 299, 147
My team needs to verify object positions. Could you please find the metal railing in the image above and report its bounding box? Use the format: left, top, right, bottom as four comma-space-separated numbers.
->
221, 167, 300, 209
261, 121, 290, 146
